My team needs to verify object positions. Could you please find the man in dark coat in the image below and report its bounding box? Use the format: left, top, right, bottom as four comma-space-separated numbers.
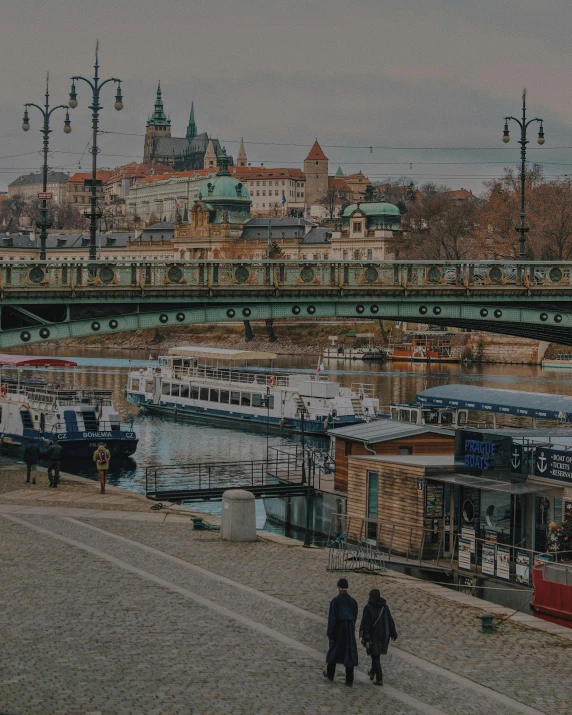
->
323, 578, 359, 686
23, 442, 40, 484
46, 441, 63, 488
359, 588, 398, 686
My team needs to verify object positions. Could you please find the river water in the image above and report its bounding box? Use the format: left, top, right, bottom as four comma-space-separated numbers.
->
5, 346, 571, 529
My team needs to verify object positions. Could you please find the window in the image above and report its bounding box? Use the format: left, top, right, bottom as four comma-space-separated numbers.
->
131, 378, 140, 391
181, 384, 190, 398
251, 393, 263, 407
145, 380, 154, 393
220, 390, 230, 404
458, 411, 467, 426
210, 388, 219, 403
256, 191, 260, 196
275, 190, 279, 196
256, 181, 260, 186
262, 190, 266, 196
343, 250, 348, 260
200, 387, 209, 401
353, 222, 362, 233
230, 391, 240, 405
367, 471, 379, 540
171, 383, 180, 397
262, 181, 266, 186
344, 440, 352, 456
241, 393, 251, 407
282, 181, 285, 186
398, 447, 413, 455
367, 249, 372, 260
191, 386, 199, 399
162, 382, 170, 395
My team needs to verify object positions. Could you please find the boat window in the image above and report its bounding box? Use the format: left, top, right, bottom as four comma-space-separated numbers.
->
162, 382, 170, 396
440, 411, 453, 425
424, 410, 439, 424
458, 410, 467, 425
191, 386, 199, 399
399, 409, 409, 422
220, 390, 230, 404
269, 396, 275, 409
200, 388, 209, 401
145, 380, 154, 393
131, 378, 140, 391
241, 393, 251, 407
210, 389, 219, 403
180, 385, 190, 398
410, 410, 418, 424
231, 391, 240, 405
391, 408, 398, 420
398, 447, 413, 455
252, 393, 263, 407
171, 384, 180, 397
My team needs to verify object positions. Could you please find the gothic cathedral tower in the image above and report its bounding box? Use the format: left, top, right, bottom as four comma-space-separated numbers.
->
304, 139, 329, 206
144, 82, 172, 163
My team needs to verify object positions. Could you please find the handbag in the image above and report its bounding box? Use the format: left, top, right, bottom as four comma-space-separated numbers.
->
362, 607, 384, 654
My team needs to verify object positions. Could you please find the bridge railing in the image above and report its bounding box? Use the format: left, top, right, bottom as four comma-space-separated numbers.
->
2, 259, 572, 292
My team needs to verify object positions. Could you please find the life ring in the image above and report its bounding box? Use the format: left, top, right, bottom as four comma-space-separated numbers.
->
269, 376, 277, 387
0, 385, 6, 396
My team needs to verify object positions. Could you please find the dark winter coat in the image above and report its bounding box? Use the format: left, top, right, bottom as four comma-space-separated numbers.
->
23, 443, 40, 465
46, 443, 63, 462
359, 596, 397, 656
326, 592, 359, 667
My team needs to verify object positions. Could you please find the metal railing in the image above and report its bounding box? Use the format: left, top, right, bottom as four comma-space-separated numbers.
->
3, 259, 572, 293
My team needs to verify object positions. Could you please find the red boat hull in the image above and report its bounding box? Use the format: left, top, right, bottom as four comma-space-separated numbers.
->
531, 564, 572, 621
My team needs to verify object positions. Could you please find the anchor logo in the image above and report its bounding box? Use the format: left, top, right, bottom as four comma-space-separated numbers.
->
537, 451, 548, 474
511, 447, 521, 470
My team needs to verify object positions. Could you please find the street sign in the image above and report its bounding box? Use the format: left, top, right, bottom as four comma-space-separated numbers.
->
37, 192, 53, 200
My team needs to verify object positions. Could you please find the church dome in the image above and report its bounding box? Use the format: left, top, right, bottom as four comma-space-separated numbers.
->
341, 202, 400, 217
197, 152, 250, 203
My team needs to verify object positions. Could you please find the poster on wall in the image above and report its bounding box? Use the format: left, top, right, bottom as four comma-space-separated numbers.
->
425, 482, 445, 518
458, 537, 472, 570
484, 528, 497, 544
496, 545, 511, 579
515, 551, 530, 585
482, 543, 496, 576
461, 526, 476, 554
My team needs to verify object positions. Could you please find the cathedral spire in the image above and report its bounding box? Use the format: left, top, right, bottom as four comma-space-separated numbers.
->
147, 82, 170, 128
187, 101, 197, 140
237, 137, 247, 167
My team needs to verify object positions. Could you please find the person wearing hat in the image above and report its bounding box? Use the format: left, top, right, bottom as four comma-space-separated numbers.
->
92, 442, 111, 494
323, 578, 358, 686
359, 588, 398, 686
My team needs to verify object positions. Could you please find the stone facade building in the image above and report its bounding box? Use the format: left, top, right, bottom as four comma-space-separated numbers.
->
8, 172, 69, 204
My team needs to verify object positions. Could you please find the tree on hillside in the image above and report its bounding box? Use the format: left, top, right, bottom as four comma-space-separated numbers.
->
364, 184, 375, 201
318, 189, 341, 221
0, 195, 27, 227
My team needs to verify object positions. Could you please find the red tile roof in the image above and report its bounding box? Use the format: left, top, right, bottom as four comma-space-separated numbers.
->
328, 177, 351, 193
232, 167, 305, 181
68, 170, 113, 183
305, 140, 328, 162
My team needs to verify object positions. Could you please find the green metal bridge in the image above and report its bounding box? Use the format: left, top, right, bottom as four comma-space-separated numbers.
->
2, 259, 572, 348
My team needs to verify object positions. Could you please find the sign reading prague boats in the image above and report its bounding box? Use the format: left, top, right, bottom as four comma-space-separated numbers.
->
455, 430, 517, 479
534, 447, 572, 484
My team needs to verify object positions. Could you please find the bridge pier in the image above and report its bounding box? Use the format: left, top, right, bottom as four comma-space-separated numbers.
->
243, 320, 254, 342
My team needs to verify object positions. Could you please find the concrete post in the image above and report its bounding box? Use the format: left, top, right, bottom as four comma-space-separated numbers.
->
221, 489, 257, 542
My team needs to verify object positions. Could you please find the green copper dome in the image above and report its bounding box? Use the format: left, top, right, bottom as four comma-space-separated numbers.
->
342, 202, 400, 217
196, 150, 251, 224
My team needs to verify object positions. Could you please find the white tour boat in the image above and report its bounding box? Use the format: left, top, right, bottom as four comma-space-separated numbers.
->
126, 346, 380, 435
322, 334, 386, 361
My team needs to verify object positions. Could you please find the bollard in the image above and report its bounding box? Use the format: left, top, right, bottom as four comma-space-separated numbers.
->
220, 489, 257, 542
476, 613, 495, 634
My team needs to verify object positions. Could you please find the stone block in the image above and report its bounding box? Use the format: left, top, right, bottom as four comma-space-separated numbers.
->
220, 489, 257, 542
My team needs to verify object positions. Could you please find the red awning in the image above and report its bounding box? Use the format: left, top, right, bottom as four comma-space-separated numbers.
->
0, 354, 77, 367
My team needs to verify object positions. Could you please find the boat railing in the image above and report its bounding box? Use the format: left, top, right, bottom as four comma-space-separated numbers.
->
24, 387, 114, 407
46, 420, 135, 435
167, 365, 290, 389
350, 382, 376, 398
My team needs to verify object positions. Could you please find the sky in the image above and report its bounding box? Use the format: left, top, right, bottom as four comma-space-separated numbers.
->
1, 0, 572, 194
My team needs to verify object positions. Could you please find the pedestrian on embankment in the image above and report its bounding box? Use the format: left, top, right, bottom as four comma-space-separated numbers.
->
359, 588, 398, 687
23, 442, 39, 484
93, 442, 111, 494
46, 441, 63, 488
323, 577, 359, 687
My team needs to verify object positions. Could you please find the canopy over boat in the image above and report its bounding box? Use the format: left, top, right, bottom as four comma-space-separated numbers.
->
168, 346, 277, 361
0, 354, 77, 367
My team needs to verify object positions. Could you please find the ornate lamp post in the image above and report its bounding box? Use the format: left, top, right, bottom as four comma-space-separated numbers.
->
502, 89, 545, 260
68, 43, 123, 261
22, 74, 71, 261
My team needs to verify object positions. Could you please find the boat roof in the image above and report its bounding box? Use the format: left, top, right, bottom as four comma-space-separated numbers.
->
167, 345, 277, 361
0, 354, 77, 367
417, 384, 572, 421
328, 420, 454, 444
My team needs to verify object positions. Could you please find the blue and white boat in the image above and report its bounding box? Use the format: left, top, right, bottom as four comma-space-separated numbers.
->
0, 355, 137, 459
126, 346, 380, 435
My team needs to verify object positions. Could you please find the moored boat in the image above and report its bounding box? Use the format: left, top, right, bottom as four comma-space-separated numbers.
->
542, 353, 572, 369
126, 346, 381, 435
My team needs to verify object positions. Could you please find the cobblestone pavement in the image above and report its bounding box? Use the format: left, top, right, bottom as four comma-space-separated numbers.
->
0, 509, 569, 715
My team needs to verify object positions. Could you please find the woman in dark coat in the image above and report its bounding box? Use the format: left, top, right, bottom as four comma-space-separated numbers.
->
359, 588, 398, 686
324, 578, 359, 686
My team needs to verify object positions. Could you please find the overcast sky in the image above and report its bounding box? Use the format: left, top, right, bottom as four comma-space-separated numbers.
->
1, 0, 571, 193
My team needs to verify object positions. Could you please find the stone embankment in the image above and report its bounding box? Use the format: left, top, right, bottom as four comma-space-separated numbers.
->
464, 334, 550, 365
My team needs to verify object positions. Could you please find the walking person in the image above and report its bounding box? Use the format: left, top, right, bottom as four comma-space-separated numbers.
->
323, 578, 359, 686
46, 441, 63, 488
93, 442, 111, 494
23, 442, 40, 484
359, 588, 398, 686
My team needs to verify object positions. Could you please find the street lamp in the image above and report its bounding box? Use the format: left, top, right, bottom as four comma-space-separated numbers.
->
68, 42, 123, 261
502, 89, 545, 259
22, 74, 70, 261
